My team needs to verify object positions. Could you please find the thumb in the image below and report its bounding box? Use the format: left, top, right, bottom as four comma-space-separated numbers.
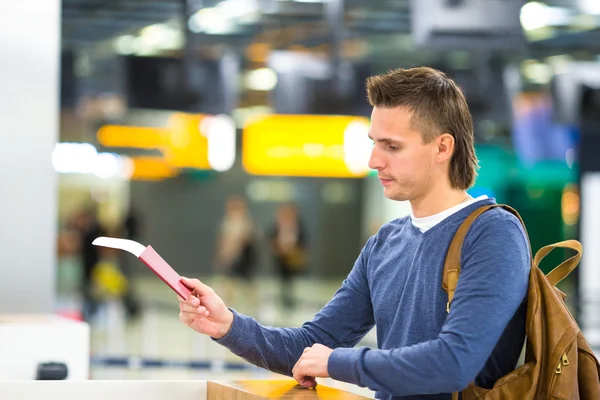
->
180, 277, 212, 295
301, 377, 317, 388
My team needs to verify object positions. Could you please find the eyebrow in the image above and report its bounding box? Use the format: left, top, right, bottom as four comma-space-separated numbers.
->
368, 135, 403, 145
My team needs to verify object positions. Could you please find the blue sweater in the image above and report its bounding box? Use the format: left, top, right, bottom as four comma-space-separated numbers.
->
215, 199, 530, 399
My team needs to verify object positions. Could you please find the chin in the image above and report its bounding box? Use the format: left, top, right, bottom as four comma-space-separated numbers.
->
383, 188, 409, 202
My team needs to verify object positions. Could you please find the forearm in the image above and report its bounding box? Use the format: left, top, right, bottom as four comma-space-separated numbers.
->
215, 238, 376, 376
329, 336, 470, 395
214, 280, 375, 376
214, 309, 318, 376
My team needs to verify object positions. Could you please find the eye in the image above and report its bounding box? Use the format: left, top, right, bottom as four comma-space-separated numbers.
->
388, 145, 398, 151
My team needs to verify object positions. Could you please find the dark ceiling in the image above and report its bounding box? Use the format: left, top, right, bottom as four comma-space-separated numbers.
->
61, 0, 600, 72
62, 0, 410, 47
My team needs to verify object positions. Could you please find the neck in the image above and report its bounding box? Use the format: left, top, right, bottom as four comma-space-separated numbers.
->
410, 184, 469, 218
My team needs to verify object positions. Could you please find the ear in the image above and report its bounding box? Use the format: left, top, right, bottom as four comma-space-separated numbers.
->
435, 133, 455, 163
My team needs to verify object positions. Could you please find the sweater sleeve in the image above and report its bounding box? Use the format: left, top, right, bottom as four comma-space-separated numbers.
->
213, 237, 376, 376
327, 213, 530, 395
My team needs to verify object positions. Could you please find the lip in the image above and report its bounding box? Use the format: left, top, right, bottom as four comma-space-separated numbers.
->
379, 178, 393, 186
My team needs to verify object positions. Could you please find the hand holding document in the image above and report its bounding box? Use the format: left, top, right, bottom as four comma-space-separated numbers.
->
92, 237, 234, 338
92, 237, 192, 300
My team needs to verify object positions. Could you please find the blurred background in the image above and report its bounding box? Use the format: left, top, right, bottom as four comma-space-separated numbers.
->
2, 0, 600, 396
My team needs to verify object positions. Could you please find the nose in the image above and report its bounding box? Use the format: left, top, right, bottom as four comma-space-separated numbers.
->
368, 146, 384, 171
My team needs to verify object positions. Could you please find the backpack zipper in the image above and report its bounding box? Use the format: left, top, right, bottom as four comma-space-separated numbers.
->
555, 352, 569, 374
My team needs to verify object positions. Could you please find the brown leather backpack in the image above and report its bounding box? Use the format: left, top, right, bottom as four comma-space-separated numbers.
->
443, 204, 600, 399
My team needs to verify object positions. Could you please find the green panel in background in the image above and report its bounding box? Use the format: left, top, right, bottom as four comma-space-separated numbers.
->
469, 145, 515, 203
182, 169, 218, 182
506, 184, 565, 275
472, 145, 577, 275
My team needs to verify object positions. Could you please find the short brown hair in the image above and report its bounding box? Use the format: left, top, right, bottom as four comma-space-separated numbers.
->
366, 67, 479, 190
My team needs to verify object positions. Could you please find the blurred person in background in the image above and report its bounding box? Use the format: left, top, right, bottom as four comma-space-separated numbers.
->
213, 195, 259, 311
269, 203, 307, 310
118, 206, 142, 320
70, 204, 106, 322
177, 67, 529, 399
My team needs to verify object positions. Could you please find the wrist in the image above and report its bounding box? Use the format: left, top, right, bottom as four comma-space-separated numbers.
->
217, 309, 234, 339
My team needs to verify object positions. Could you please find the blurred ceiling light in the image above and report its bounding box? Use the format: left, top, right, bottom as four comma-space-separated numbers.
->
579, 0, 600, 15
188, 7, 236, 34
201, 114, 237, 172
53, 143, 97, 174
520, 2, 548, 30
52, 143, 125, 179
570, 13, 598, 31
189, 1, 259, 34
244, 68, 278, 91
114, 35, 137, 55
138, 23, 184, 51
520, 2, 572, 31
132, 37, 156, 56
94, 153, 122, 179
522, 60, 554, 84
545, 54, 572, 74
217, 0, 260, 22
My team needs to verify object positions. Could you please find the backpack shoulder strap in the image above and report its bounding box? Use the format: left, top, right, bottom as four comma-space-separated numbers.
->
442, 204, 530, 313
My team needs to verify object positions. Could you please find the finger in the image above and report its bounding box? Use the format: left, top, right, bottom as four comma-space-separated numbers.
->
179, 311, 194, 324
303, 347, 311, 354
292, 363, 303, 384
179, 302, 209, 316
301, 377, 317, 388
292, 357, 301, 376
293, 366, 316, 389
179, 293, 199, 307
180, 277, 213, 296
179, 311, 207, 325
186, 295, 200, 307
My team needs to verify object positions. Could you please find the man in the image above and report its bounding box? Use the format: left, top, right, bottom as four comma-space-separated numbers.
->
178, 67, 530, 399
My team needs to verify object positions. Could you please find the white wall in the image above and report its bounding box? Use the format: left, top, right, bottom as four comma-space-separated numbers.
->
580, 172, 600, 347
0, 0, 60, 312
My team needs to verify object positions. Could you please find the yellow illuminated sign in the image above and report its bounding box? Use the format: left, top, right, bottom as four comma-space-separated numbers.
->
96, 113, 238, 180
163, 113, 210, 169
127, 157, 179, 180
97, 126, 168, 149
97, 113, 210, 170
242, 114, 372, 178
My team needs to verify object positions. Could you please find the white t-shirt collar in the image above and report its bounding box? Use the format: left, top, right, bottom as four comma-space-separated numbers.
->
411, 195, 489, 233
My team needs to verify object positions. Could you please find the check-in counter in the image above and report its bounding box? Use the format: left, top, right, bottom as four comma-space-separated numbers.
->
0, 380, 372, 399
0, 314, 89, 380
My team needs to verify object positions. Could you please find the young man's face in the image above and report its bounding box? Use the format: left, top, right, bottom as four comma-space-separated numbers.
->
368, 107, 441, 202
